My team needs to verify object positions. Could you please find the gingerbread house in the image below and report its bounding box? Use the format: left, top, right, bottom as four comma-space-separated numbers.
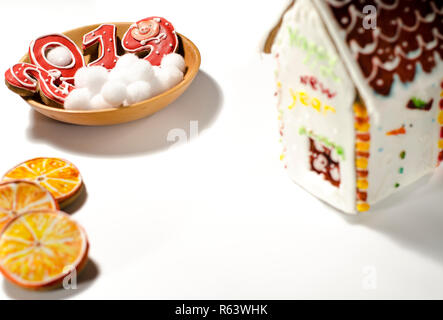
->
262, 0, 443, 213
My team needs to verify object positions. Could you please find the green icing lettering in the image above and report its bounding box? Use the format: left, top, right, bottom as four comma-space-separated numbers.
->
287, 27, 341, 83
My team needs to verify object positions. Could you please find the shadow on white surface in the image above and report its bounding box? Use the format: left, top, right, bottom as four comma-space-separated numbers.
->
345, 166, 443, 264
3, 259, 99, 300
63, 184, 88, 215
27, 71, 223, 157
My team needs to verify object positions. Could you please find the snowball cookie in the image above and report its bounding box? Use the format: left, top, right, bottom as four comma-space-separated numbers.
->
131, 59, 155, 82
46, 46, 73, 67
111, 58, 155, 84
113, 54, 139, 71
161, 53, 186, 73
154, 66, 184, 92
90, 94, 112, 110
64, 88, 91, 110
126, 81, 153, 105
101, 81, 127, 107
74, 66, 109, 93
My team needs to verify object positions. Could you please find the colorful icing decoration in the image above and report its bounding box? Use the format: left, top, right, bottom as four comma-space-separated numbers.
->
287, 26, 341, 83
386, 127, 407, 136
5, 62, 74, 105
439, 81, 443, 164
407, 97, 434, 111
299, 126, 345, 160
29, 34, 85, 84
83, 24, 119, 69
3, 157, 83, 208
0, 180, 58, 231
400, 150, 407, 160
265, 0, 443, 214
309, 138, 341, 187
300, 75, 337, 99
354, 101, 371, 213
326, 0, 442, 96
289, 89, 336, 115
0, 210, 89, 290
122, 17, 178, 66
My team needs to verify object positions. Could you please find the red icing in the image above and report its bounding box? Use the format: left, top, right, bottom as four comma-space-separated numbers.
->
300, 75, 337, 99
29, 34, 85, 84
83, 24, 119, 69
121, 17, 178, 66
5, 63, 74, 105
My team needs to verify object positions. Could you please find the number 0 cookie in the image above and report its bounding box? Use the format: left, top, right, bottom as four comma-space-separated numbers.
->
3, 158, 83, 208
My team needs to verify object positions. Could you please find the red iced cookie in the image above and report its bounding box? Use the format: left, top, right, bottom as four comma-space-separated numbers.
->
122, 17, 178, 66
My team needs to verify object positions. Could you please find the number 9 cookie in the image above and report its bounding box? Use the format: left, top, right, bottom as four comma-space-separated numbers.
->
122, 17, 178, 66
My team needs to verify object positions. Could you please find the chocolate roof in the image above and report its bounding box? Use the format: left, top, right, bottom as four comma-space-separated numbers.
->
326, 0, 443, 96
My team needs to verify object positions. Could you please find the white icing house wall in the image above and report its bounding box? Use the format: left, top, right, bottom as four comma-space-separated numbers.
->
263, 0, 443, 214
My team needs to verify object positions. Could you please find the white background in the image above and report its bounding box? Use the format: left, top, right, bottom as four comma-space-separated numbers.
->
0, 0, 442, 300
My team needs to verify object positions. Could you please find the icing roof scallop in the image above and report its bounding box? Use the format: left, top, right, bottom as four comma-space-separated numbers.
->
326, 0, 443, 96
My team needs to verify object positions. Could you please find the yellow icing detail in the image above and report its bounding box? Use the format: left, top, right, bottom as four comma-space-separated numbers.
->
438, 111, 443, 125
299, 91, 309, 106
439, 140, 443, 149
280, 154, 285, 161
355, 122, 370, 132
288, 88, 297, 110
356, 142, 370, 152
277, 82, 282, 88
323, 105, 336, 115
311, 98, 321, 112
357, 179, 369, 190
357, 203, 370, 212
353, 103, 367, 117
288, 89, 336, 115
356, 158, 368, 170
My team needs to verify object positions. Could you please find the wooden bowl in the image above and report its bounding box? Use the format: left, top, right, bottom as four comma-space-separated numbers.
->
18, 22, 201, 126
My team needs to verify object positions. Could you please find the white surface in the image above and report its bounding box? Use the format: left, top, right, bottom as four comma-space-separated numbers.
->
0, 0, 442, 300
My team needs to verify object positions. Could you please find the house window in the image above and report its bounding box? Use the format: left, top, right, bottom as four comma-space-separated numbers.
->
309, 138, 341, 187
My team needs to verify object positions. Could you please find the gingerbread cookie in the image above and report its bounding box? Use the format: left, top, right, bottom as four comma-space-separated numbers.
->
122, 17, 178, 66
83, 24, 119, 69
29, 33, 85, 84
5, 62, 74, 106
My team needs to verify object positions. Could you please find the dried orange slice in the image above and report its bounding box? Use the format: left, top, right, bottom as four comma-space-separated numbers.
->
3, 158, 83, 208
0, 180, 58, 232
0, 210, 89, 289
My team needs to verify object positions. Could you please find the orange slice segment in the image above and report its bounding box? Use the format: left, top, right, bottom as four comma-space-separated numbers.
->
0, 210, 89, 289
3, 158, 83, 207
0, 181, 58, 232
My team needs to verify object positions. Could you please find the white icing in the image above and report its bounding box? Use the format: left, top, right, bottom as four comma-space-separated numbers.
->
271, 0, 357, 213
315, 0, 443, 208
